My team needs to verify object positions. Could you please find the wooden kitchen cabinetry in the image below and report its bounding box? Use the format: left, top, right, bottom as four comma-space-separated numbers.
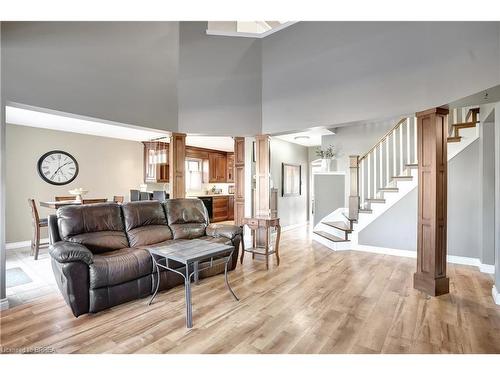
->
143, 143, 234, 184
212, 196, 229, 222
228, 195, 234, 220
209, 152, 227, 183
226, 153, 235, 183
143, 141, 169, 183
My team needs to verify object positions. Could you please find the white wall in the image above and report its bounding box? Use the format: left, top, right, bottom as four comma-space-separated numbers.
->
1, 22, 179, 132
262, 22, 500, 134
178, 22, 262, 136
270, 138, 309, 227
6, 125, 144, 243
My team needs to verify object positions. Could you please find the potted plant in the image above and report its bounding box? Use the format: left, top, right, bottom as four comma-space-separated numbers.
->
316, 145, 337, 172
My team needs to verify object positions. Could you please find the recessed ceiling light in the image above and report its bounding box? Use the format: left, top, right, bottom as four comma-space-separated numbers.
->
294, 135, 310, 140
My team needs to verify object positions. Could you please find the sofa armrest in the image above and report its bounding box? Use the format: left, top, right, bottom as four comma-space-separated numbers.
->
49, 241, 94, 265
206, 223, 243, 241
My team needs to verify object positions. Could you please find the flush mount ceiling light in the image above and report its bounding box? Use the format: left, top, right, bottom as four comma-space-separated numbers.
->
294, 135, 310, 140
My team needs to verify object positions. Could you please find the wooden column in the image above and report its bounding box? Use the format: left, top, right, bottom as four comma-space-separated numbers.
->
234, 137, 245, 226
255, 135, 271, 217
348, 155, 360, 221
169, 132, 186, 199
414, 107, 449, 296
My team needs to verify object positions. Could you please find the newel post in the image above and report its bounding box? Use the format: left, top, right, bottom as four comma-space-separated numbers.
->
348, 155, 360, 221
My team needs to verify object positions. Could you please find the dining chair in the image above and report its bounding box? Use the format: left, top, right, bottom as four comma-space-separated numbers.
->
113, 196, 124, 204
152, 191, 167, 201
82, 198, 108, 204
130, 190, 140, 202
140, 192, 153, 201
55, 195, 76, 201
28, 199, 49, 260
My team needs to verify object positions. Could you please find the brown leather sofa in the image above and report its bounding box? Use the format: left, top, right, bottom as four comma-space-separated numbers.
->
48, 199, 242, 317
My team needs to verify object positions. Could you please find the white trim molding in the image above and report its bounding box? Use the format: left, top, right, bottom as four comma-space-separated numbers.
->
492, 285, 500, 305
0, 297, 9, 311
6, 238, 48, 250
337, 243, 495, 274
281, 222, 308, 232
206, 22, 298, 39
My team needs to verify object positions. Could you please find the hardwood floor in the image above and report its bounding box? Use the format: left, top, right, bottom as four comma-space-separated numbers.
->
1, 226, 499, 354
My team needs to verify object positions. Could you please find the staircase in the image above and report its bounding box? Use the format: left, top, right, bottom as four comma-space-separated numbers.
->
313, 106, 480, 250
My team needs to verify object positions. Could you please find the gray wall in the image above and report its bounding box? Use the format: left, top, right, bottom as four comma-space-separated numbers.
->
480, 121, 496, 265
359, 139, 492, 263
5, 125, 144, 243
1, 22, 179, 132
358, 188, 417, 250
495, 103, 500, 288
262, 22, 500, 134
313, 174, 345, 226
270, 138, 309, 227
1, 21, 6, 302
178, 22, 262, 136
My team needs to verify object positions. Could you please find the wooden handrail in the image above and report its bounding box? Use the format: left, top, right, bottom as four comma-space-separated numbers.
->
465, 107, 480, 123
359, 118, 407, 162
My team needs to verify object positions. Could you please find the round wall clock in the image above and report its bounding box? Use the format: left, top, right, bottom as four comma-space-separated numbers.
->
37, 150, 79, 186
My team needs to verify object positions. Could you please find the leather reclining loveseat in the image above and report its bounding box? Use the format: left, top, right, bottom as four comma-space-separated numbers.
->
48, 198, 242, 317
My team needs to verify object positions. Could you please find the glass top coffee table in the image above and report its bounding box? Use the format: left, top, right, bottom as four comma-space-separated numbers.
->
146, 239, 239, 328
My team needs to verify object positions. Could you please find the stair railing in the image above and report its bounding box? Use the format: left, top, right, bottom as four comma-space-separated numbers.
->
347, 106, 479, 219
348, 116, 418, 218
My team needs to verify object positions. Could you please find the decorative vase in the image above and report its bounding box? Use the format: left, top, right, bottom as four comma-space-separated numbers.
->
321, 158, 332, 172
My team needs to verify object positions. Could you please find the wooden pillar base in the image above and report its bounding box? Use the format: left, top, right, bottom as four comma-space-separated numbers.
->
413, 273, 449, 297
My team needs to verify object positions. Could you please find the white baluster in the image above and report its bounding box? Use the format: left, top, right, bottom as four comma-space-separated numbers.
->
367, 153, 371, 201
414, 117, 418, 163
399, 123, 404, 175
385, 137, 389, 188
379, 141, 383, 191
393, 129, 397, 180
373, 146, 377, 198
360, 159, 364, 207
406, 118, 411, 166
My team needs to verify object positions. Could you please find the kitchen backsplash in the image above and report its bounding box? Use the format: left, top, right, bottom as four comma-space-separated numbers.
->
187, 182, 233, 196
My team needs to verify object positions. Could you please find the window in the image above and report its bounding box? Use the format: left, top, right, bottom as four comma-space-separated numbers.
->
186, 159, 202, 191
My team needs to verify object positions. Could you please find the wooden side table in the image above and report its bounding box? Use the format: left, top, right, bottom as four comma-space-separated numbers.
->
240, 216, 281, 269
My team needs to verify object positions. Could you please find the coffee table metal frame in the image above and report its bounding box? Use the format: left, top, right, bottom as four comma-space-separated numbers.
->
147, 241, 239, 328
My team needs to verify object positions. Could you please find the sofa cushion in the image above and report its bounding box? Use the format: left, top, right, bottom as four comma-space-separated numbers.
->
163, 199, 208, 240
57, 203, 128, 254
122, 201, 172, 247
89, 247, 152, 289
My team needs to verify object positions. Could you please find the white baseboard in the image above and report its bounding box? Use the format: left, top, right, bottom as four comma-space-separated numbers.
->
479, 263, 496, 274
347, 243, 495, 274
281, 222, 308, 232
492, 285, 500, 305
6, 238, 48, 250
0, 298, 9, 311
352, 244, 416, 259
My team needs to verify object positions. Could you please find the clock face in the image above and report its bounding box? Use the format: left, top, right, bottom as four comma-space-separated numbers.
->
37, 151, 79, 186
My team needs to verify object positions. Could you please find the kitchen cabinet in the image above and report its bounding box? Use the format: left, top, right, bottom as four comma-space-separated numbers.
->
143, 141, 169, 183
226, 153, 235, 183
212, 196, 229, 222
143, 143, 234, 184
228, 195, 234, 220
209, 152, 227, 183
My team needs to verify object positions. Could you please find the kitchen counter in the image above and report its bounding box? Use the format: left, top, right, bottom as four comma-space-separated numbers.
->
187, 194, 234, 198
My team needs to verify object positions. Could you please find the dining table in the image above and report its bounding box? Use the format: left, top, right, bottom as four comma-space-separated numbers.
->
39, 199, 107, 209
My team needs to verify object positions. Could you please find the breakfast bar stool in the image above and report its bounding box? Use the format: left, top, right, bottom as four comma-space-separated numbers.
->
28, 199, 49, 260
